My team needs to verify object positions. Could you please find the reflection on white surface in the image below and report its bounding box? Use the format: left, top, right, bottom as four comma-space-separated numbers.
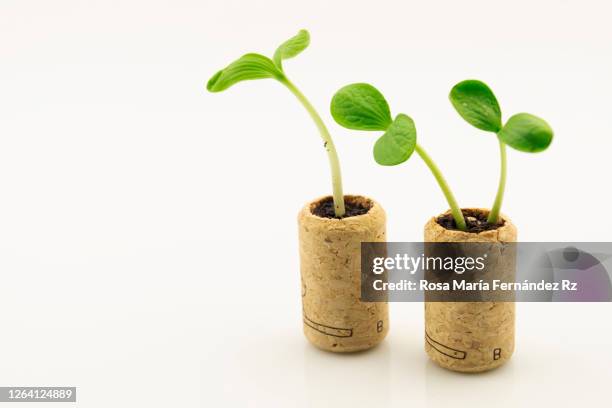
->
425, 359, 517, 407
303, 342, 392, 407
201, 301, 611, 407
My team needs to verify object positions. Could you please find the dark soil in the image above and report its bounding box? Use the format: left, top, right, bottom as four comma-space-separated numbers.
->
312, 196, 371, 219
437, 209, 505, 233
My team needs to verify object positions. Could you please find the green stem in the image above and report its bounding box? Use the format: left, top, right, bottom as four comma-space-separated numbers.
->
415, 144, 467, 231
281, 78, 345, 216
487, 138, 507, 224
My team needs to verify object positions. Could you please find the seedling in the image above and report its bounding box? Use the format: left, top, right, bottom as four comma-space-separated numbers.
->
330, 81, 553, 231
207, 29, 346, 216
331, 83, 468, 230
449, 80, 553, 224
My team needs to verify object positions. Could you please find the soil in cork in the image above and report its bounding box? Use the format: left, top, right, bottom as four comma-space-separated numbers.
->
437, 209, 505, 233
312, 196, 371, 219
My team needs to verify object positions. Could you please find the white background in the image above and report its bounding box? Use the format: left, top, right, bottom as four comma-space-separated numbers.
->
1, 0, 611, 406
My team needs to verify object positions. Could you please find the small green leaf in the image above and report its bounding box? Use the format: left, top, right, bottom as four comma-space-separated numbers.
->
373, 114, 417, 166
330, 83, 392, 131
498, 113, 553, 152
273, 29, 310, 70
206, 53, 282, 92
449, 80, 502, 132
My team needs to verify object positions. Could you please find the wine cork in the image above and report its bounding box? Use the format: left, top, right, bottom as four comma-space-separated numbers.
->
424, 209, 517, 372
298, 195, 388, 352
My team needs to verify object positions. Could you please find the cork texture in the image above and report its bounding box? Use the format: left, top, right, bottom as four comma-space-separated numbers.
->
424, 208, 517, 372
298, 195, 388, 352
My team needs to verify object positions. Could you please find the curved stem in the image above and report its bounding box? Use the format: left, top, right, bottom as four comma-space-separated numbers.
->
281, 78, 345, 216
487, 138, 507, 224
415, 144, 467, 231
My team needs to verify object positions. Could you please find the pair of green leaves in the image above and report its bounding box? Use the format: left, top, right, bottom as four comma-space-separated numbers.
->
449, 80, 553, 152
331, 84, 417, 166
206, 30, 310, 92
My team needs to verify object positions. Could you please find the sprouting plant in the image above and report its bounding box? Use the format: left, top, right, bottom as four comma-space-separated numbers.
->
207, 29, 346, 216
449, 80, 553, 224
330, 83, 469, 231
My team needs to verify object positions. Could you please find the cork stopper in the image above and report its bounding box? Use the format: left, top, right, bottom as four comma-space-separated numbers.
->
298, 195, 388, 352
424, 208, 517, 372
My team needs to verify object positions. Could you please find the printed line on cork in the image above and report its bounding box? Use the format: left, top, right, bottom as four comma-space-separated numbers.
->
425, 332, 467, 360
303, 314, 353, 338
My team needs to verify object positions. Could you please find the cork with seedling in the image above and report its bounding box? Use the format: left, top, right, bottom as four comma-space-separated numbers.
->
208, 30, 388, 352
331, 80, 553, 371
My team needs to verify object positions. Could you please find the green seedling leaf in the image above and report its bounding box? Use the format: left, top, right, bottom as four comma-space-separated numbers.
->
373, 114, 417, 166
207, 53, 282, 92
449, 80, 502, 132
207, 30, 347, 217
498, 113, 553, 152
273, 29, 310, 70
330, 83, 393, 131
331, 81, 467, 229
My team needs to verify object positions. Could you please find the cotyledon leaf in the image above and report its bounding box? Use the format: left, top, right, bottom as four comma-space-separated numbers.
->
273, 29, 310, 70
449, 79, 502, 132
373, 114, 417, 166
498, 113, 553, 153
207, 53, 283, 92
330, 83, 393, 131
